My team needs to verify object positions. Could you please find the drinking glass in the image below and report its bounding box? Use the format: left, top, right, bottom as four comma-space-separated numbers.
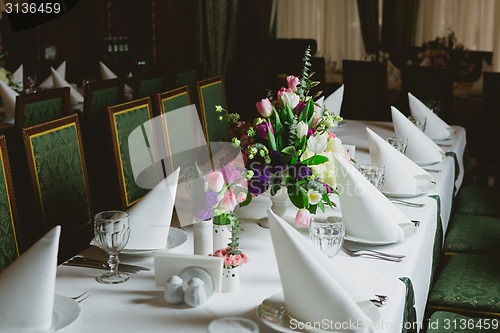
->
386, 136, 408, 154
424, 100, 441, 115
94, 211, 131, 284
309, 216, 344, 258
408, 115, 427, 132
358, 164, 386, 190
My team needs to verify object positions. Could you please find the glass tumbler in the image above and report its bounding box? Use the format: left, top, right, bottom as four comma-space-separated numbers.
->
408, 115, 427, 132
309, 216, 345, 258
386, 136, 408, 154
358, 164, 386, 190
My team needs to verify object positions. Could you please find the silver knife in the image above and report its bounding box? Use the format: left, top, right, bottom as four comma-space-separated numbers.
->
68, 257, 150, 271
63, 261, 141, 273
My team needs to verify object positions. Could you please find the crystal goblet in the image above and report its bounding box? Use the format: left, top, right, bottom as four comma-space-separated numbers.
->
94, 211, 131, 284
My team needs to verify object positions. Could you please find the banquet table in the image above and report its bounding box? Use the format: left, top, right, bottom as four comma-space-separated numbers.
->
55, 120, 466, 333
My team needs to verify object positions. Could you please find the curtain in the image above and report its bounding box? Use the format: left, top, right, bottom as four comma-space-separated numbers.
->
204, 0, 240, 76
276, 0, 365, 67
256, 0, 276, 38
357, 0, 380, 54
381, 0, 419, 67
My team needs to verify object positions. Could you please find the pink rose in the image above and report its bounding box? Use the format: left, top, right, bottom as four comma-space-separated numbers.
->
224, 256, 233, 267
295, 208, 311, 227
240, 252, 248, 263
256, 98, 273, 117
220, 191, 237, 212
237, 192, 247, 203
232, 254, 242, 266
208, 170, 224, 193
286, 75, 300, 92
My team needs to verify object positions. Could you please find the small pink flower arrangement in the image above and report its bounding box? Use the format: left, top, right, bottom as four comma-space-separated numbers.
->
212, 247, 249, 269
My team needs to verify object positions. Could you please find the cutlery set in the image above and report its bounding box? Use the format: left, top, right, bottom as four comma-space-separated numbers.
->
342, 247, 405, 262
370, 294, 388, 307
390, 199, 425, 208
63, 257, 150, 273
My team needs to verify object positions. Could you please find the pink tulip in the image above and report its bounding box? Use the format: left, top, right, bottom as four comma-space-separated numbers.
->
256, 98, 273, 117
208, 170, 224, 193
237, 192, 247, 203
286, 75, 300, 92
220, 191, 237, 212
295, 208, 311, 227
277, 87, 292, 101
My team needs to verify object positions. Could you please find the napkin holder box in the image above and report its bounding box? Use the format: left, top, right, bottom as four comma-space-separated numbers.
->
154, 253, 223, 292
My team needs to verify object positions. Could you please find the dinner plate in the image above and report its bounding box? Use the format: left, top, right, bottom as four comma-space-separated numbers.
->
414, 152, 446, 166
382, 180, 436, 198
51, 294, 81, 331
121, 227, 188, 256
344, 223, 417, 246
431, 128, 456, 143
256, 292, 300, 333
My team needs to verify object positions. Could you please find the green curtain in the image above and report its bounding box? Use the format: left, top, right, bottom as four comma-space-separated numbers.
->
381, 0, 419, 67
357, 0, 380, 54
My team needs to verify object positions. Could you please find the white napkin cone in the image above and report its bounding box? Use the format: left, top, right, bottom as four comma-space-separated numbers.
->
367, 127, 434, 195
11, 64, 23, 87
0, 80, 19, 121
268, 210, 379, 332
125, 167, 180, 250
0, 226, 61, 333
323, 84, 344, 116
99, 61, 132, 94
334, 153, 408, 242
50, 67, 83, 105
39, 61, 65, 89
392, 106, 445, 164
408, 93, 450, 140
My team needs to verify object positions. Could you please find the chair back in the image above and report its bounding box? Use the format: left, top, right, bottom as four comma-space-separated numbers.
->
22, 114, 92, 259
14, 87, 71, 128
155, 86, 191, 115
0, 135, 20, 271
196, 76, 229, 143
481, 71, 500, 168
133, 71, 165, 99
107, 98, 156, 209
341, 60, 390, 121
401, 65, 454, 123
175, 69, 198, 104
83, 78, 124, 122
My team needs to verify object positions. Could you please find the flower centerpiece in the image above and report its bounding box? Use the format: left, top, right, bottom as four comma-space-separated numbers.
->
417, 30, 473, 82
217, 46, 345, 227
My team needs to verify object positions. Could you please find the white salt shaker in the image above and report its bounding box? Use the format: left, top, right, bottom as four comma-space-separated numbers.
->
183, 277, 206, 307
164, 275, 184, 304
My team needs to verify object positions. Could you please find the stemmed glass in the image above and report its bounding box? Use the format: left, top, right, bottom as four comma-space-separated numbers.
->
94, 211, 131, 284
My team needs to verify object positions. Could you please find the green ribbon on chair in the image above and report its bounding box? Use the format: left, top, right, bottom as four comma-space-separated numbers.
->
428, 195, 443, 289
399, 277, 417, 333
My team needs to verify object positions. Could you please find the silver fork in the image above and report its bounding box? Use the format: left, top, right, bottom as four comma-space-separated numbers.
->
70, 291, 90, 303
343, 248, 404, 262
390, 199, 425, 208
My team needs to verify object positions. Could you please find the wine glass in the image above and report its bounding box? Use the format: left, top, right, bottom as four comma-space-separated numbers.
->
94, 211, 131, 284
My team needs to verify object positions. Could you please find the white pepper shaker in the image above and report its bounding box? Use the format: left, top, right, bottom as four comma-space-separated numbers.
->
164, 275, 184, 304
183, 277, 206, 307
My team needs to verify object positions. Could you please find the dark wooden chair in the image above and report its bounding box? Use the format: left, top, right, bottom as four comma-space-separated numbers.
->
14, 87, 71, 128
341, 60, 390, 121
0, 135, 21, 271
133, 71, 166, 100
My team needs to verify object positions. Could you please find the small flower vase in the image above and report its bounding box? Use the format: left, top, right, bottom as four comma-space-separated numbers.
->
222, 266, 240, 293
213, 223, 232, 252
259, 186, 290, 228
193, 218, 213, 256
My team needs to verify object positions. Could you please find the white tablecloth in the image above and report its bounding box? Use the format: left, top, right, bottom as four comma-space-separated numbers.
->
55, 120, 466, 333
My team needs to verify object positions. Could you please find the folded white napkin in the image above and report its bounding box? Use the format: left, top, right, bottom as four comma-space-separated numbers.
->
0, 226, 60, 333
408, 93, 450, 140
0, 80, 19, 121
333, 153, 407, 242
125, 167, 180, 250
392, 106, 445, 164
323, 84, 344, 116
50, 67, 83, 105
11, 64, 23, 87
367, 127, 434, 195
99, 61, 132, 94
39, 61, 65, 89
268, 210, 379, 331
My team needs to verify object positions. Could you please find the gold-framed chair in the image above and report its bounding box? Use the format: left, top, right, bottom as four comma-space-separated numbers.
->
155, 85, 191, 115
107, 98, 156, 209
83, 78, 124, 122
21, 114, 92, 260
133, 71, 165, 100
0, 135, 21, 271
14, 87, 71, 128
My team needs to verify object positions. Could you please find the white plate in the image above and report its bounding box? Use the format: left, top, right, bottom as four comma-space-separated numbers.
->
51, 294, 81, 331
431, 128, 456, 142
414, 152, 446, 166
382, 180, 436, 198
121, 227, 188, 256
256, 292, 299, 333
344, 223, 417, 246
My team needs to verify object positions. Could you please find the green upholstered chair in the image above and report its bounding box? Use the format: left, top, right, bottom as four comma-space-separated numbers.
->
175, 69, 198, 104
155, 85, 191, 115
196, 76, 229, 143
133, 72, 165, 99
0, 135, 20, 271
454, 185, 500, 217
444, 214, 500, 256
427, 311, 497, 333
427, 254, 500, 318
14, 87, 71, 128
83, 78, 124, 122
107, 97, 154, 209
22, 114, 92, 260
